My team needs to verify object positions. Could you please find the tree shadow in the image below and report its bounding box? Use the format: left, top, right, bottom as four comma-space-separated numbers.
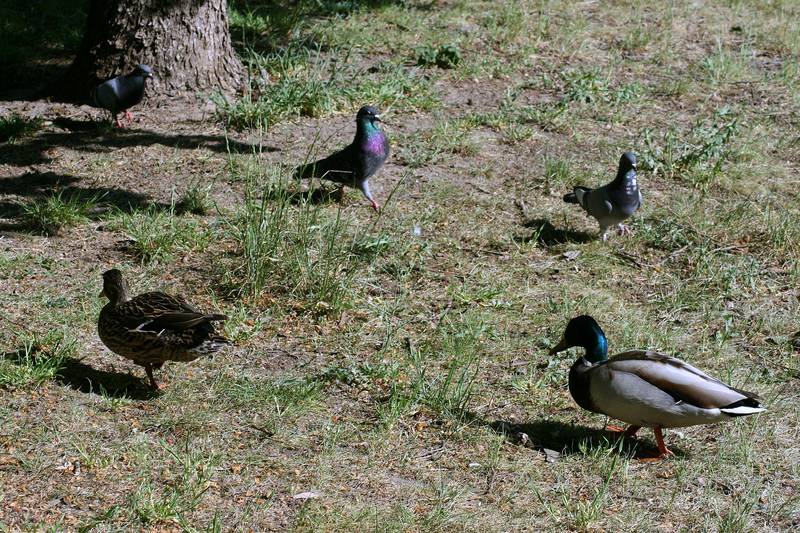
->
0, 121, 276, 167
0, 171, 166, 232
56, 357, 157, 400
486, 418, 685, 459
516, 218, 595, 246
0, 0, 86, 101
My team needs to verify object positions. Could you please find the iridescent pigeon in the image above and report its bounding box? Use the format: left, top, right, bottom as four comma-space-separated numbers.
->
295, 105, 389, 211
90, 64, 154, 127
563, 152, 642, 240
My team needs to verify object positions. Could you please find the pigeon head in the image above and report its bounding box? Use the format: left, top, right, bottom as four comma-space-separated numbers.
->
133, 64, 154, 79
356, 105, 382, 124
619, 152, 636, 172
100, 268, 131, 304
549, 315, 608, 363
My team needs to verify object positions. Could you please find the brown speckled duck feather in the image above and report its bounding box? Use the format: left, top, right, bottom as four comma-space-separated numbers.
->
97, 269, 230, 389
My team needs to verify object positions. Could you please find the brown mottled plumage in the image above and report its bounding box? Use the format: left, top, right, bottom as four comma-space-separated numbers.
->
97, 269, 229, 390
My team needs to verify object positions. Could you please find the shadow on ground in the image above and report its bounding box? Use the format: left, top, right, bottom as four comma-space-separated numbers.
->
485, 418, 684, 459
0, 120, 277, 167
56, 357, 156, 400
516, 218, 595, 246
0, 171, 165, 232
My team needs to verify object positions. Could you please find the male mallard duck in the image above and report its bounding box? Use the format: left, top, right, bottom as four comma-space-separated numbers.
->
550, 315, 765, 459
98, 269, 230, 390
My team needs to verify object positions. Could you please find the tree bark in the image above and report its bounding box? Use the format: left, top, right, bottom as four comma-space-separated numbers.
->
58, 0, 243, 100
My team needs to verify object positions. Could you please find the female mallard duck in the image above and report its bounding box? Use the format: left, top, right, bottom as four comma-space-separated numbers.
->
550, 315, 765, 459
98, 269, 230, 390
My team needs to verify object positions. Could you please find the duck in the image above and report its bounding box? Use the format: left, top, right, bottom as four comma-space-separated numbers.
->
97, 269, 230, 390
549, 315, 765, 459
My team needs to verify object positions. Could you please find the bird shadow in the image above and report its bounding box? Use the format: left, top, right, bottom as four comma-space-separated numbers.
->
257, 182, 346, 207
0, 347, 155, 400
516, 218, 595, 246
55, 357, 157, 400
485, 418, 686, 459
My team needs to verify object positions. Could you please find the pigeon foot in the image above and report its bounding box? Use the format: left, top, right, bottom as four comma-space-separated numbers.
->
617, 223, 632, 236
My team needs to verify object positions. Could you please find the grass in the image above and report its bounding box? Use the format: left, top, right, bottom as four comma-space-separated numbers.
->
106, 206, 213, 264
0, 329, 75, 388
214, 48, 439, 130
639, 107, 740, 186
18, 190, 98, 235
1, 0, 799, 531
0, 114, 44, 143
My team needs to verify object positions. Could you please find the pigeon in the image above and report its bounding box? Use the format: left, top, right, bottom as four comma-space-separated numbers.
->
294, 105, 390, 212
563, 152, 642, 240
90, 64, 154, 127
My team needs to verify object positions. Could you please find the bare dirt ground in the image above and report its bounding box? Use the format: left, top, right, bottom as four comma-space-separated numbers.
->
1, 1, 799, 531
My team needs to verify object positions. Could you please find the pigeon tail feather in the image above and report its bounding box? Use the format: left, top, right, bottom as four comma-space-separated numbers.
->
563, 192, 579, 204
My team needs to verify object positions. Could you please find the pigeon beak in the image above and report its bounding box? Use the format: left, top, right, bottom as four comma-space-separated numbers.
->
549, 336, 570, 355
373, 114, 383, 123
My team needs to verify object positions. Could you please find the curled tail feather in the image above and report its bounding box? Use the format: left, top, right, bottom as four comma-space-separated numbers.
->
720, 396, 765, 417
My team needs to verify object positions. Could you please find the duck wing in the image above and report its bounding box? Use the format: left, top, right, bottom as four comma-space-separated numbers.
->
606, 350, 762, 413
115, 292, 226, 333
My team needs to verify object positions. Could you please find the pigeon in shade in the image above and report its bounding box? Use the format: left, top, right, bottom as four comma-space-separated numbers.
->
550, 315, 766, 460
97, 269, 230, 390
90, 64, 154, 127
294, 105, 390, 212
563, 152, 642, 240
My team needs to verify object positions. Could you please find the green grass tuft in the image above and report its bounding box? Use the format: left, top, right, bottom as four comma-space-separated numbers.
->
106, 206, 213, 264
416, 43, 462, 69
19, 190, 98, 235
0, 114, 43, 143
0, 329, 75, 388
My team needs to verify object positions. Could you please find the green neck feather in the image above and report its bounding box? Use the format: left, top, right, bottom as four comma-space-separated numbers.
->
583, 328, 608, 364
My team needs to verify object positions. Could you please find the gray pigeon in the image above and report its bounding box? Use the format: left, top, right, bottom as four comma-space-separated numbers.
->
563, 152, 642, 240
294, 105, 390, 212
90, 65, 154, 127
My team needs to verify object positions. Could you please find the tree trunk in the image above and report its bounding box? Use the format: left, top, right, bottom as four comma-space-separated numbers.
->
59, 0, 243, 100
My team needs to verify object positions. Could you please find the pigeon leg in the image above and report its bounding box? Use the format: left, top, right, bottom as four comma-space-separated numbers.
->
617, 223, 632, 236
144, 363, 160, 390
113, 114, 124, 128
370, 199, 381, 212
124, 110, 133, 124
